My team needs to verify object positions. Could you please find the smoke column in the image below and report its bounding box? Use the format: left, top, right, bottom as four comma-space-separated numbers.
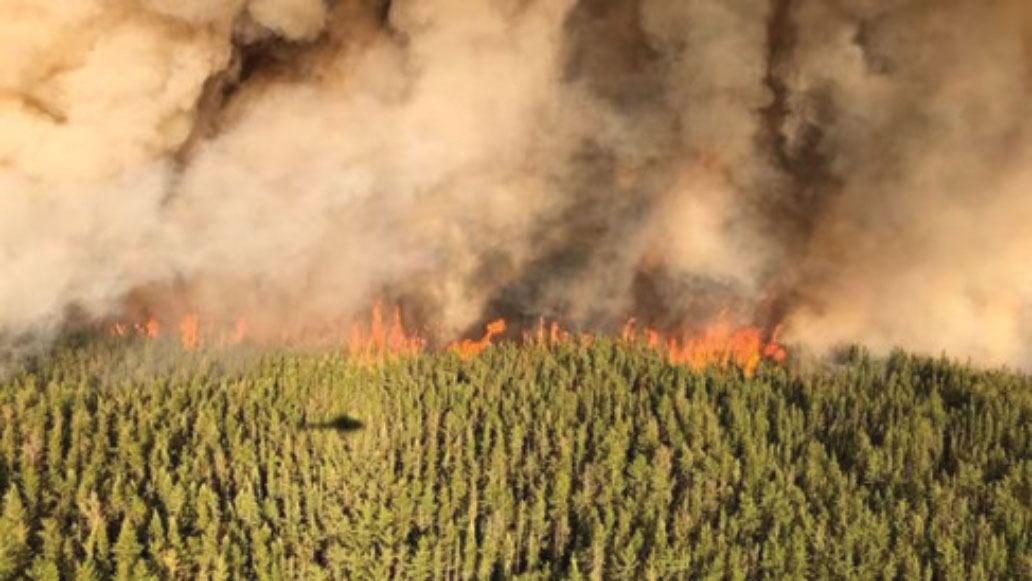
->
1, 0, 1031, 365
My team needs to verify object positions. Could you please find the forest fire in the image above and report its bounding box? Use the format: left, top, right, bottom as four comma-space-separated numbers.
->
106, 304, 786, 374
654, 316, 786, 375
449, 319, 507, 359
345, 304, 426, 359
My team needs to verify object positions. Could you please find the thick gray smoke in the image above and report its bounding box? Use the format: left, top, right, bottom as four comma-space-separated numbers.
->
2, 0, 1031, 365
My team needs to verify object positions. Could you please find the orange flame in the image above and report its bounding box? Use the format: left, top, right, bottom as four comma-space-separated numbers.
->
530, 317, 573, 345
105, 304, 786, 374
346, 302, 425, 361
233, 318, 247, 343
129, 318, 160, 339
106, 302, 426, 360
179, 315, 199, 351
623, 311, 787, 376
449, 319, 507, 359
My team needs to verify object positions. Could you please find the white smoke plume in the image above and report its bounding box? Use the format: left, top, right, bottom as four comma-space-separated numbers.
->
1, 0, 1031, 366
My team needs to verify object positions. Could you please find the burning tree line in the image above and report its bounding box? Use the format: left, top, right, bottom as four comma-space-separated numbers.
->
0, 341, 1030, 579
105, 303, 787, 376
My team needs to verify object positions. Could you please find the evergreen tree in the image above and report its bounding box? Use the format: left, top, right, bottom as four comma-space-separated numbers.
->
0, 487, 30, 580
113, 517, 142, 581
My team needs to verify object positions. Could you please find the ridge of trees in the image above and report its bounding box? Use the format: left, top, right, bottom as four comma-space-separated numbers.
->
0, 341, 1029, 579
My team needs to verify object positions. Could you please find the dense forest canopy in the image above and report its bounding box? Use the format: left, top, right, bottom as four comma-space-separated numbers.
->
0, 340, 1029, 579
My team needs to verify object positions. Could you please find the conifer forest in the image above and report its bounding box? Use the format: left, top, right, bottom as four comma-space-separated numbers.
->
1, 339, 1029, 580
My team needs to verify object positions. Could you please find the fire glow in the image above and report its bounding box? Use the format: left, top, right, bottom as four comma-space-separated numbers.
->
108, 304, 786, 375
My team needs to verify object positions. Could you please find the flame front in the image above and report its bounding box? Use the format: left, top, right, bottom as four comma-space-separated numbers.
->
107, 306, 786, 374
619, 313, 785, 376
666, 318, 786, 376
347, 303, 425, 360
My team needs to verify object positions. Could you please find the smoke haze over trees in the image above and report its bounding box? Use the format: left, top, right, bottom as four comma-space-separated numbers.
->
2, 0, 1031, 365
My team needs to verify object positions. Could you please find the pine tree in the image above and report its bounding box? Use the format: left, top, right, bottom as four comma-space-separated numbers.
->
26, 557, 60, 581
113, 517, 142, 581
73, 559, 101, 581
0, 487, 30, 580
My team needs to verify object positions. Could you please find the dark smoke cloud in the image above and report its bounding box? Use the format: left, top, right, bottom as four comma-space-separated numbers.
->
1, 0, 1030, 365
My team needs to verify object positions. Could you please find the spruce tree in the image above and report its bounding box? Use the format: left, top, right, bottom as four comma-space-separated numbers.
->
0, 487, 30, 580
113, 517, 142, 581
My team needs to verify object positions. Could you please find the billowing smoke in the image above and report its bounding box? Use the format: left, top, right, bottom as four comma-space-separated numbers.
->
2, 0, 1031, 365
